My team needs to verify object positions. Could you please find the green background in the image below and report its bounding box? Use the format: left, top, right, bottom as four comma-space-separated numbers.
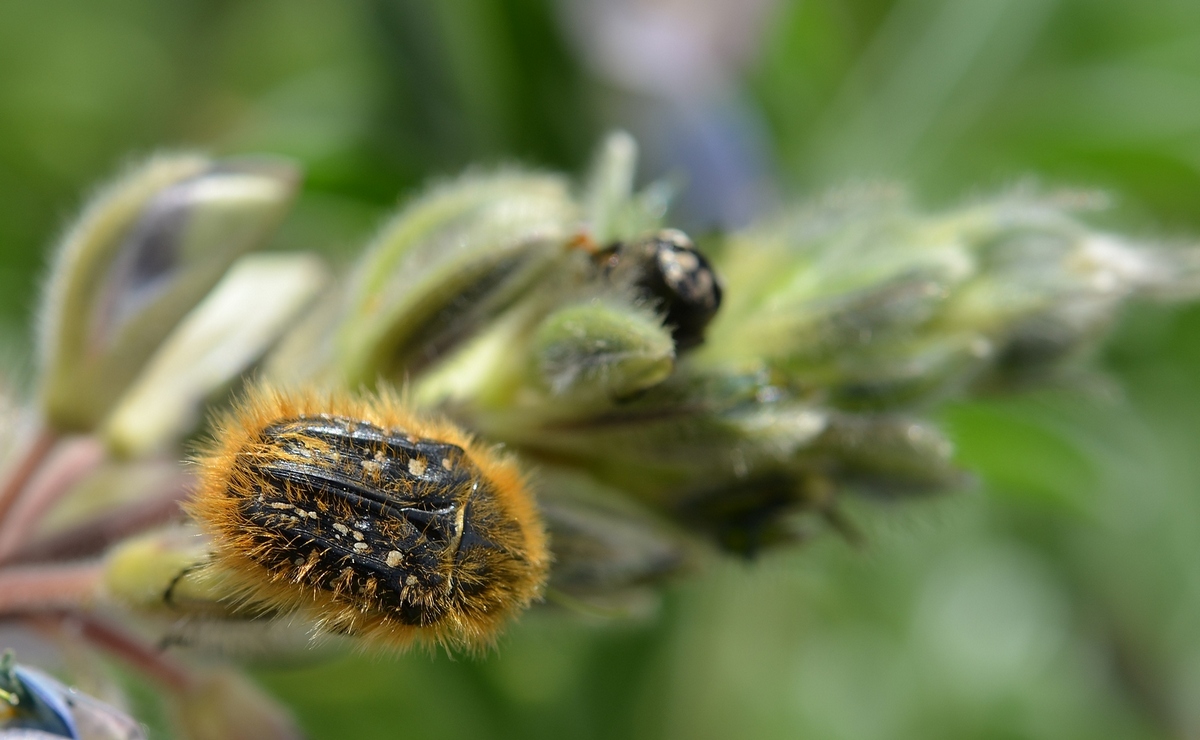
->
3, 0, 1200, 737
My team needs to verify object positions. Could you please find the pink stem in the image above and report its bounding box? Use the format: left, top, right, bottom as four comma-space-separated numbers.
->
0, 425, 58, 527
73, 615, 195, 692
0, 560, 104, 614
31, 613, 195, 693
9, 473, 192, 564
0, 436, 107, 562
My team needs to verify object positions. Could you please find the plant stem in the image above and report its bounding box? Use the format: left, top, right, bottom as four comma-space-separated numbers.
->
9, 472, 192, 565
30, 613, 195, 693
0, 425, 59, 528
0, 560, 104, 614
0, 436, 107, 563
72, 615, 195, 692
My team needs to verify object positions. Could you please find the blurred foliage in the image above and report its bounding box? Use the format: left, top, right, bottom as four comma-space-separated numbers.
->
4, 0, 1200, 738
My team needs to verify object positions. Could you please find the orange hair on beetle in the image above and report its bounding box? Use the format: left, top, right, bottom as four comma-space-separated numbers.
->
185, 383, 549, 651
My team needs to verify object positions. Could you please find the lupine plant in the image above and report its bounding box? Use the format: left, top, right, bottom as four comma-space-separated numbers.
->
1, 132, 1198, 738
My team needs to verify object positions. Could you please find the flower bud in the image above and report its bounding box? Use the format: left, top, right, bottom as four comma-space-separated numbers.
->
807, 414, 964, 495
102, 254, 328, 457
102, 527, 343, 658
583, 130, 638, 245
102, 526, 230, 617
38, 156, 300, 432
336, 171, 578, 386
533, 298, 675, 402
581, 131, 672, 244
702, 188, 1200, 409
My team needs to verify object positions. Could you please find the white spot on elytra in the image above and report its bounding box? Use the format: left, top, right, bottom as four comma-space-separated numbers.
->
360, 459, 382, 477
353, 542, 369, 552
386, 551, 403, 568
333, 523, 350, 536
408, 457, 427, 476
441, 458, 452, 470
352, 530, 365, 542
405, 575, 418, 586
